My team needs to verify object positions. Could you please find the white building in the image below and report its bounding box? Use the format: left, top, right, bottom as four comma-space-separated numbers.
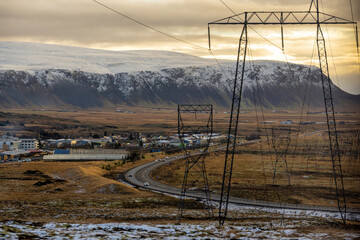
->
0, 138, 21, 151
0, 135, 20, 150
20, 139, 38, 150
0, 136, 38, 150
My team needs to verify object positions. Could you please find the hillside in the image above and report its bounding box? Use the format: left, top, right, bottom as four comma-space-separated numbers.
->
0, 41, 359, 110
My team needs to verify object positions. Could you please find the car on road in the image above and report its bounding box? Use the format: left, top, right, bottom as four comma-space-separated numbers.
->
128, 174, 132, 177
144, 182, 149, 186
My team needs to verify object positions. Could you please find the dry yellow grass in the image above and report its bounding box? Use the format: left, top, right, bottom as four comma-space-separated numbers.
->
0, 161, 141, 198
153, 133, 360, 209
0, 150, 175, 199
3, 108, 359, 136
0, 151, 200, 223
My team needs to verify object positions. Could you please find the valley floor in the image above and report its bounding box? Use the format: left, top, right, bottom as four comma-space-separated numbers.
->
0, 144, 359, 239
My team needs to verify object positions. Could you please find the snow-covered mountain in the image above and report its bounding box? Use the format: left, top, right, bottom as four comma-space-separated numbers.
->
0, 41, 217, 73
0, 41, 358, 109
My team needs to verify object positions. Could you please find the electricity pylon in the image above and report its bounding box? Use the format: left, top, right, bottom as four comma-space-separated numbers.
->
177, 104, 213, 220
271, 128, 291, 186
208, 0, 357, 225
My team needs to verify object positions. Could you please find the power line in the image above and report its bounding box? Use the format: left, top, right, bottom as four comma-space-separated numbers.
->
218, 0, 283, 50
290, 37, 316, 174
208, 49, 232, 80
349, 0, 355, 24
91, 0, 207, 50
91, 0, 233, 82
219, 0, 306, 103
320, 0, 346, 111
349, 0, 360, 69
248, 40, 275, 172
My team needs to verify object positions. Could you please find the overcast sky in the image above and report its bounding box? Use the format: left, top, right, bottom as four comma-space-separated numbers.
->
0, 0, 359, 93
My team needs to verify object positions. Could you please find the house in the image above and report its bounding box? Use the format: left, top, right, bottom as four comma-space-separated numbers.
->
183, 138, 193, 147
71, 139, 91, 147
0, 135, 21, 150
1, 136, 39, 150
281, 120, 293, 124
195, 138, 208, 145
2, 149, 31, 160
0, 139, 21, 151
89, 138, 112, 147
46, 139, 72, 148
57, 139, 72, 147
157, 140, 171, 146
299, 121, 316, 125
261, 121, 277, 124
170, 139, 181, 147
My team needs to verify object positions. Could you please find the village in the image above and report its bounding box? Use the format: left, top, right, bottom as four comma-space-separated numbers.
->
0, 133, 226, 163
1, 114, 358, 164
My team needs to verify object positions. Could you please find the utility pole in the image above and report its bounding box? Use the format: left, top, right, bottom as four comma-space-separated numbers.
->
208, 0, 357, 225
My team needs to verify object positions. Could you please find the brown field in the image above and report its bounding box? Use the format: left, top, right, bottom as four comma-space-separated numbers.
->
0, 145, 359, 237
0, 107, 181, 137
1, 107, 359, 138
0, 151, 199, 223
153, 132, 360, 209
1, 107, 359, 211
0, 107, 359, 237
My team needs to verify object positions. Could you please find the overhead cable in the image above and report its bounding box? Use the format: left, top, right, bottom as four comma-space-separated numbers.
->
219, 0, 283, 51
91, 0, 207, 50
349, 0, 360, 69
91, 0, 232, 81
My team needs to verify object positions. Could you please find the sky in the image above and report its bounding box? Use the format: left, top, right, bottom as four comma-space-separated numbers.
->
0, 0, 359, 94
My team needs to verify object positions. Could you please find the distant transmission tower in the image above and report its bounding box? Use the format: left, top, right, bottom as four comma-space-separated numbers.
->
177, 104, 213, 220
271, 127, 291, 186
208, 0, 358, 225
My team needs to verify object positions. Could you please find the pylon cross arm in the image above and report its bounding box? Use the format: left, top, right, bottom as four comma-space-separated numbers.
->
209, 11, 356, 25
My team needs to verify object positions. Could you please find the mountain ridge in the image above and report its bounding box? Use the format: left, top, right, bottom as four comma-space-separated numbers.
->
0, 41, 359, 110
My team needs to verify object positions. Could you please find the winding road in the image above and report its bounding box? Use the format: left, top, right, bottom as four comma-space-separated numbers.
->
121, 142, 360, 219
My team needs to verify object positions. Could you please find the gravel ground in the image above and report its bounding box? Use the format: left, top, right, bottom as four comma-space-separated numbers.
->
1, 213, 360, 239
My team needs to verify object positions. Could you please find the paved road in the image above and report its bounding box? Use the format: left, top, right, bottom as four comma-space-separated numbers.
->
121, 151, 360, 217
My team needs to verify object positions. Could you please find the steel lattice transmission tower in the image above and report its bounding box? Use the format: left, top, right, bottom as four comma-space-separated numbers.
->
208, 0, 358, 225
177, 104, 214, 220
271, 128, 291, 186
